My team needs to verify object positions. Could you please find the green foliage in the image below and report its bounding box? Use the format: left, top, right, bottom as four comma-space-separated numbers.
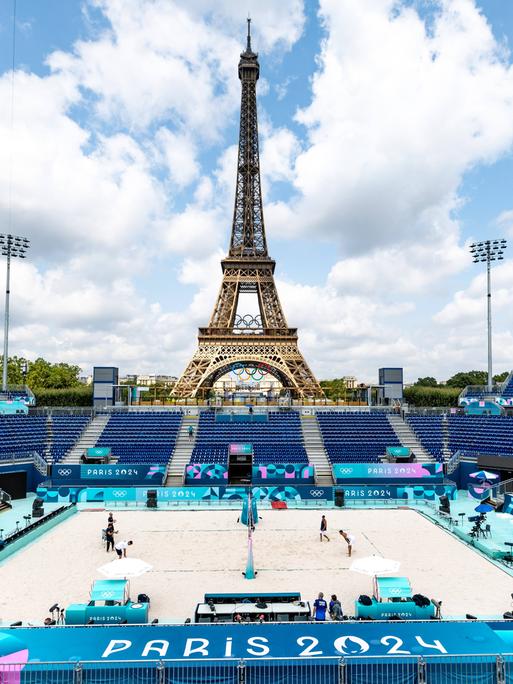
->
404, 386, 461, 407
320, 378, 347, 400
33, 386, 93, 406
445, 370, 487, 388
0, 355, 82, 389
414, 376, 438, 387
493, 371, 510, 383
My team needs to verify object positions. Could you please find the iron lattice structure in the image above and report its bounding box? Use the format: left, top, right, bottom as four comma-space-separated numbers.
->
174, 21, 323, 399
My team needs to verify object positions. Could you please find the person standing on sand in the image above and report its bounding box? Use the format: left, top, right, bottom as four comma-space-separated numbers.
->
320, 515, 330, 542
339, 529, 355, 557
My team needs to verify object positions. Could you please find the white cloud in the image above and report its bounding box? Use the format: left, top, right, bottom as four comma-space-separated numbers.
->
155, 129, 199, 189
283, 0, 513, 255
497, 209, 513, 237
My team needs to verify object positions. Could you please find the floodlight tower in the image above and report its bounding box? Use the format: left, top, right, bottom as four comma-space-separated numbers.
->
0, 234, 30, 391
469, 239, 507, 393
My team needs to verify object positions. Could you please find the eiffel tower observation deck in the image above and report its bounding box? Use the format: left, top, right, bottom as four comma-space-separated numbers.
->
174, 21, 323, 399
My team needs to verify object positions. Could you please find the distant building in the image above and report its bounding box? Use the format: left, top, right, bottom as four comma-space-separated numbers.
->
136, 374, 177, 387
78, 375, 92, 385
343, 376, 358, 389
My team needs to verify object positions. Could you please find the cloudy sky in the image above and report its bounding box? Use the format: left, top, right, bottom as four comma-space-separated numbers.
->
0, 0, 512, 384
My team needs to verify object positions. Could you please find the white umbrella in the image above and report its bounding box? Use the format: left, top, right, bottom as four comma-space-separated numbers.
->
469, 470, 499, 481
98, 558, 153, 579
350, 556, 401, 576
495, 513, 512, 519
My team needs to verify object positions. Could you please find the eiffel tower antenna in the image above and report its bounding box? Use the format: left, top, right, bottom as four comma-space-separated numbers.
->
174, 22, 323, 399
246, 15, 252, 52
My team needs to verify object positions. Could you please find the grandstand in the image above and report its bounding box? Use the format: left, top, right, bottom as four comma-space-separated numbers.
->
316, 411, 400, 464
95, 411, 182, 464
47, 415, 91, 463
0, 415, 47, 461
406, 415, 445, 461
459, 370, 513, 405
448, 415, 513, 459
2, 408, 513, 475
190, 410, 308, 465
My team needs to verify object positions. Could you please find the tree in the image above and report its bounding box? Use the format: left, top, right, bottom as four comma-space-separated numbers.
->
414, 376, 438, 387
320, 378, 347, 400
0, 355, 82, 389
493, 371, 510, 383
27, 358, 82, 389
445, 371, 487, 388
404, 386, 460, 407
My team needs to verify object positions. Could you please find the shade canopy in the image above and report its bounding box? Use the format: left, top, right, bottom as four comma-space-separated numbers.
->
98, 558, 153, 579
350, 556, 401, 577
469, 470, 499, 481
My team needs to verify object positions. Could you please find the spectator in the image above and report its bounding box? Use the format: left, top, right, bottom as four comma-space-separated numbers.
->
312, 592, 328, 621
188, 425, 194, 440
330, 596, 343, 621
114, 540, 133, 558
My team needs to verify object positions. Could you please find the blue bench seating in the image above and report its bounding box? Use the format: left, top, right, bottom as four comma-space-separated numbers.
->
316, 412, 400, 464
189, 411, 308, 467
96, 412, 182, 464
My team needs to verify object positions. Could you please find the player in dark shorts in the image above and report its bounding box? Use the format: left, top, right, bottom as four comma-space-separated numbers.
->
320, 515, 330, 542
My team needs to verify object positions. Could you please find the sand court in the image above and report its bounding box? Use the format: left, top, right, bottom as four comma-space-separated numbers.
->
0, 507, 511, 624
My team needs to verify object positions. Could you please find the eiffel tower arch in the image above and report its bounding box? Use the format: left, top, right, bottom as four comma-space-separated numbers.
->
174, 21, 323, 399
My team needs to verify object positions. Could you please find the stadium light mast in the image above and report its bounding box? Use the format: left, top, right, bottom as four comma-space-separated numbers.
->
469, 239, 507, 393
0, 234, 30, 392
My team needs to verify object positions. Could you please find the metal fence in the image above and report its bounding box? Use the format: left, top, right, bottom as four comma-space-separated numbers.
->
2, 655, 513, 683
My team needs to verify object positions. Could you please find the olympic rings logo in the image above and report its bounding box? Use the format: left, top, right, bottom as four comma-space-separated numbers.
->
310, 490, 324, 497
231, 361, 272, 382
100, 591, 115, 598
338, 468, 353, 475
57, 469, 72, 476
112, 490, 127, 498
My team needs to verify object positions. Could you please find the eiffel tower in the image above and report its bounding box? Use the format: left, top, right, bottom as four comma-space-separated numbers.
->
174, 20, 323, 399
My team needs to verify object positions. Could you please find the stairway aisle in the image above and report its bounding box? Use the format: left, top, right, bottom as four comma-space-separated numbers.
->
441, 415, 452, 461
63, 414, 111, 463
165, 415, 198, 486
300, 414, 333, 485
387, 415, 431, 462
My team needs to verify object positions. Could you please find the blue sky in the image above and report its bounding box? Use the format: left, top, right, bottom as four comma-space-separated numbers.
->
0, 0, 512, 384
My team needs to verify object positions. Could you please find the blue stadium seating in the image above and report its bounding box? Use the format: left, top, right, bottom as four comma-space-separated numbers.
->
190, 411, 308, 465
501, 374, 513, 400
49, 416, 90, 462
96, 412, 182, 464
447, 415, 513, 457
0, 415, 47, 460
406, 416, 444, 461
316, 412, 400, 464
0, 414, 91, 463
